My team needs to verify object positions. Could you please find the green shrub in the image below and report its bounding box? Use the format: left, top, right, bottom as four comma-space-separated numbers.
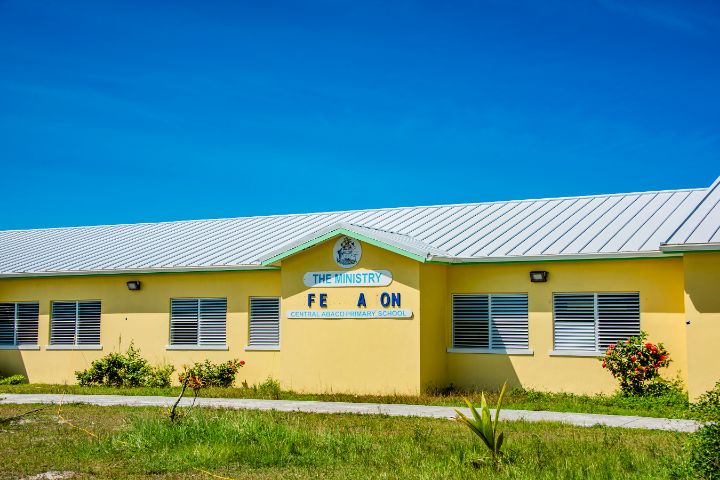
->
601, 331, 671, 396
258, 377, 282, 400
684, 424, 720, 479
692, 381, 720, 423
0, 374, 26, 385
75, 343, 175, 388
178, 359, 244, 388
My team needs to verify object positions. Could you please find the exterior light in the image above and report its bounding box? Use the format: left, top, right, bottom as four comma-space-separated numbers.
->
126, 280, 141, 291
529, 271, 548, 283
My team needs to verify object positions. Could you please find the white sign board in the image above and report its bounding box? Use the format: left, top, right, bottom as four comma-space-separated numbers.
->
287, 309, 412, 319
303, 269, 392, 288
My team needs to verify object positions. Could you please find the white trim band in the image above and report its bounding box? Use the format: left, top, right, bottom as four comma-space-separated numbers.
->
244, 345, 281, 351
165, 345, 229, 351
0, 345, 40, 350
447, 347, 534, 355
549, 350, 603, 357
46, 345, 103, 351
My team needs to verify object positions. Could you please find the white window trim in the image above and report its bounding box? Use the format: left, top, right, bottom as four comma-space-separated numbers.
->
46, 345, 103, 351
451, 293, 529, 350
169, 297, 227, 347
0, 344, 40, 350
248, 296, 281, 349
447, 347, 534, 355
552, 291, 640, 357
244, 345, 281, 351
165, 344, 229, 351
549, 350, 603, 357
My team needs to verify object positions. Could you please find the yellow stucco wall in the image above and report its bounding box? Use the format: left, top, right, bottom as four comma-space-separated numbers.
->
683, 252, 720, 399
0, 270, 281, 385
445, 257, 688, 395
419, 263, 448, 390
0, 237, 708, 398
279, 240, 422, 394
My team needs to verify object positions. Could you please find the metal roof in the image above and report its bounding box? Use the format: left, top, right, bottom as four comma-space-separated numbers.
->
661, 177, 720, 252
0, 183, 714, 277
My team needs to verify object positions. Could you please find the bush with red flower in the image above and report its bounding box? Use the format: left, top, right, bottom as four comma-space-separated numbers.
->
601, 332, 671, 396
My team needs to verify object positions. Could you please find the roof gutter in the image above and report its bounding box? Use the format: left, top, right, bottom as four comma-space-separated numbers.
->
659, 242, 720, 253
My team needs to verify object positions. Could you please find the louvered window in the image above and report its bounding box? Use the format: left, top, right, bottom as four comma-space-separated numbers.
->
553, 292, 640, 353
0, 302, 39, 346
170, 298, 227, 346
50, 301, 101, 345
249, 297, 280, 347
452, 294, 529, 350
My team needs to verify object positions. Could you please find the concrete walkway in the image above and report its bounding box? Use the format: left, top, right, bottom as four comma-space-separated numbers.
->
0, 393, 700, 433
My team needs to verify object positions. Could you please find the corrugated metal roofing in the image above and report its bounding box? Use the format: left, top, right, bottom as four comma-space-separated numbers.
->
0, 184, 713, 277
662, 177, 720, 251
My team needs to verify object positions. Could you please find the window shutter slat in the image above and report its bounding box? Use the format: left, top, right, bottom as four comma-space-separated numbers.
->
249, 297, 280, 346
597, 293, 640, 350
490, 294, 529, 349
553, 292, 640, 352
452, 295, 490, 348
16, 302, 39, 345
170, 299, 199, 345
553, 293, 596, 351
51, 301, 79, 345
77, 301, 101, 345
170, 298, 227, 346
199, 298, 227, 345
0, 303, 16, 345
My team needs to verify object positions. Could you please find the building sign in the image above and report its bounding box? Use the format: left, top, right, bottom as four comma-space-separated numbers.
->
287, 309, 412, 319
334, 236, 361, 268
303, 269, 392, 287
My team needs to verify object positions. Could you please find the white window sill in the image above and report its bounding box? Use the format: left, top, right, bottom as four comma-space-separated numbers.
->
447, 347, 534, 356
165, 345, 229, 351
549, 350, 602, 357
46, 345, 103, 351
0, 345, 40, 350
244, 345, 280, 351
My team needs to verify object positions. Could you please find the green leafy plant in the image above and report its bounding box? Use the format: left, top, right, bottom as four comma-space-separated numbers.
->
258, 377, 282, 400
0, 374, 25, 385
75, 343, 175, 387
455, 382, 507, 465
684, 423, 720, 479
601, 332, 671, 396
178, 359, 245, 388
691, 380, 720, 423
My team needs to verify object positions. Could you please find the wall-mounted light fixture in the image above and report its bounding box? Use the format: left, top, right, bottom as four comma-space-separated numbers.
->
529, 271, 548, 283
126, 280, 142, 291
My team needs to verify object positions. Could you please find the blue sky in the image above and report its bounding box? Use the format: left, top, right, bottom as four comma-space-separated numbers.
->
1, 0, 718, 230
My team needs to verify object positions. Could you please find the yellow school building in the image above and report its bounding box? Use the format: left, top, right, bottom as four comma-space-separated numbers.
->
1, 178, 719, 399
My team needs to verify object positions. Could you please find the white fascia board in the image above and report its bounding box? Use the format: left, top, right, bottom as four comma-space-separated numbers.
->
0, 264, 274, 279
659, 242, 720, 252
428, 250, 680, 264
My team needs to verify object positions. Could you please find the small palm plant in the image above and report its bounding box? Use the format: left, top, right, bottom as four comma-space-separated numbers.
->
455, 382, 507, 465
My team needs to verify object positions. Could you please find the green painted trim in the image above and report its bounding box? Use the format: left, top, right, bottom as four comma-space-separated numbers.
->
261, 228, 428, 265
0, 267, 280, 280
427, 255, 681, 266
662, 249, 720, 254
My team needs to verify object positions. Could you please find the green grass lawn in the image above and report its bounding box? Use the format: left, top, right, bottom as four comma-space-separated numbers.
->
0, 382, 693, 419
0, 403, 690, 479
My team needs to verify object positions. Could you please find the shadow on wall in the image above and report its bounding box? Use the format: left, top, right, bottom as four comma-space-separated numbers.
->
444, 354, 523, 393
0, 349, 28, 380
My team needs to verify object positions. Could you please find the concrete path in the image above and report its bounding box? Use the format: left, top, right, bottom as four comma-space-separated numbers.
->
0, 393, 700, 433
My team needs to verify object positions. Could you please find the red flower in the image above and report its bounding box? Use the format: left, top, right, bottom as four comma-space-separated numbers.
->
239, 360, 246, 366
631, 355, 637, 362
660, 355, 667, 361
645, 342, 653, 349
609, 344, 616, 349
602, 362, 606, 368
